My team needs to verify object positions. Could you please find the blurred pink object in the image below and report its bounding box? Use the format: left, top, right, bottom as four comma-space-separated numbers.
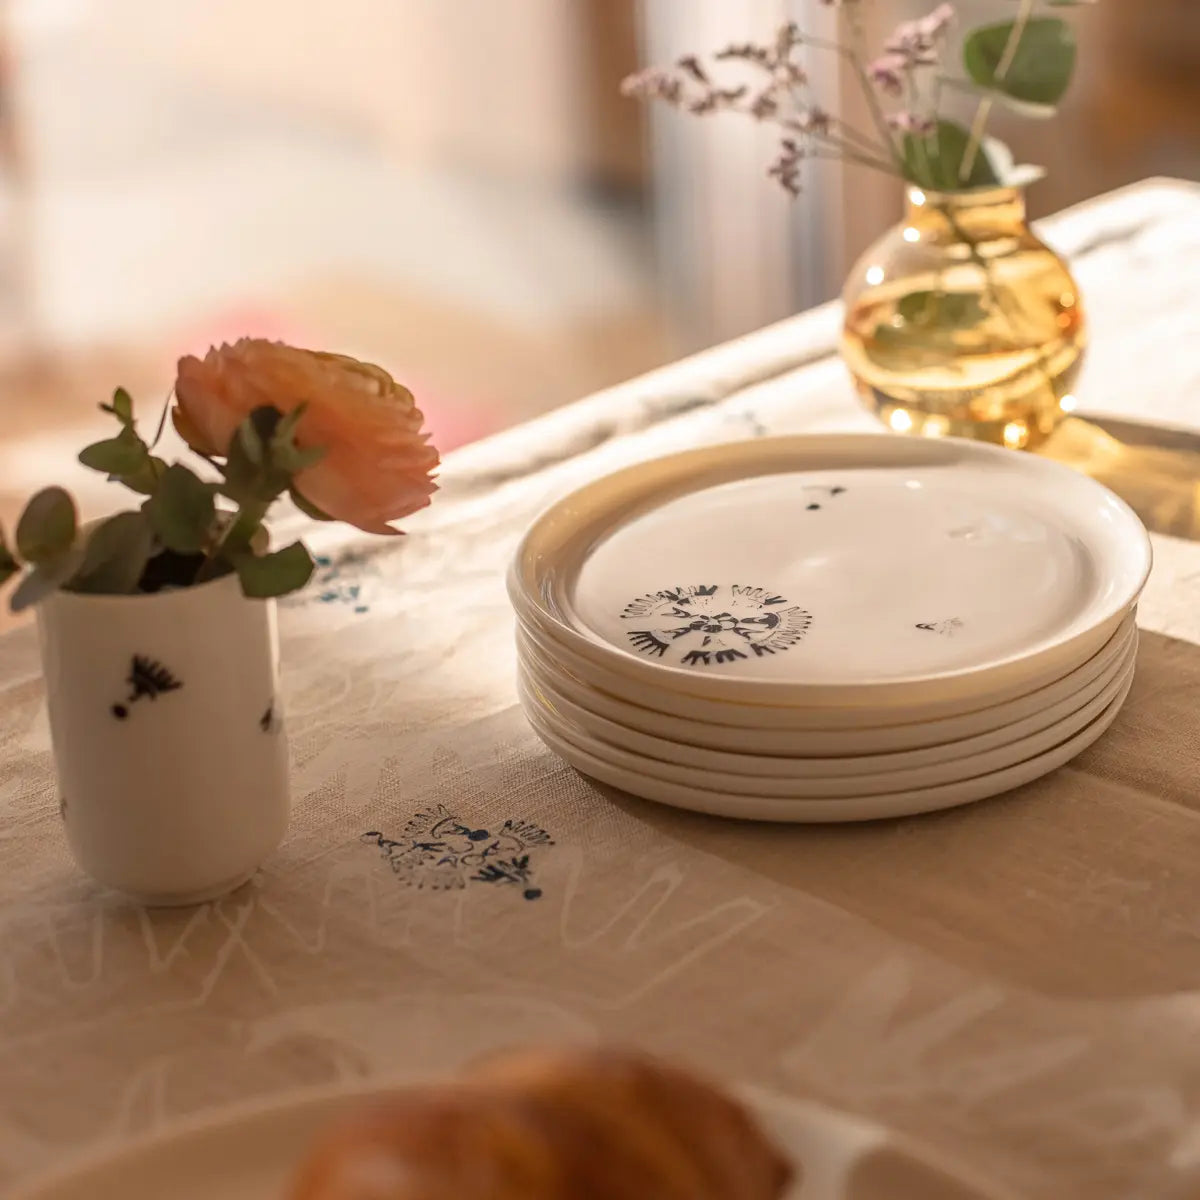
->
179, 308, 309, 357
418, 392, 499, 451
179, 307, 498, 452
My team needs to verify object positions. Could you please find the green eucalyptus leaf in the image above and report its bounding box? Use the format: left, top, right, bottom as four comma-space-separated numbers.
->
233, 541, 315, 599
225, 408, 295, 505
938, 74, 1058, 119
232, 405, 288, 471
271, 403, 307, 447
68, 511, 156, 595
273, 443, 326, 473
237, 418, 265, 467
120, 455, 169, 496
963, 18, 1076, 107
289, 485, 333, 522
10, 545, 84, 612
78, 421, 167, 497
223, 424, 260, 504
99, 387, 136, 429
79, 429, 146, 476
902, 120, 1000, 191
143, 464, 217, 554
896, 290, 988, 330
111, 387, 134, 423
268, 403, 326, 473
16, 487, 77, 564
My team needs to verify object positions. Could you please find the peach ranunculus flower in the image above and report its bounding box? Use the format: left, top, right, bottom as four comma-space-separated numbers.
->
173, 339, 438, 534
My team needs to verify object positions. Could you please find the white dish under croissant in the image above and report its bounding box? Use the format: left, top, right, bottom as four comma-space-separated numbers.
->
13, 1067, 1009, 1200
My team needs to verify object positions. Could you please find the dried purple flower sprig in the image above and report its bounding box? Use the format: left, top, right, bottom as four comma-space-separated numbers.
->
869, 2, 955, 96
622, 0, 1082, 198
622, 20, 896, 196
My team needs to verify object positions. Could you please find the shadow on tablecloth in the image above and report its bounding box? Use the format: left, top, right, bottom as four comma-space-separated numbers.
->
1041, 417, 1200, 542
599, 627, 1200, 1002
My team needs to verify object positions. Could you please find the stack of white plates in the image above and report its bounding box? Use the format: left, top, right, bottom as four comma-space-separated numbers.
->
508, 435, 1152, 822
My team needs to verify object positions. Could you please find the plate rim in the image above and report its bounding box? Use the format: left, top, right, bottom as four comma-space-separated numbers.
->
523, 668, 1134, 822
517, 611, 1135, 744
516, 605, 1135, 731
508, 434, 1152, 705
520, 651, 1134, 799
519, 632, 1137, 785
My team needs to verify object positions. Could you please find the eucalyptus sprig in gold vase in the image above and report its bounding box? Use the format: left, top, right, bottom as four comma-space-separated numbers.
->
624, 0, 1090, 450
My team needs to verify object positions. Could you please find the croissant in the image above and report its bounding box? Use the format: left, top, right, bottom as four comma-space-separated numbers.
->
288, 1047, 793, 1200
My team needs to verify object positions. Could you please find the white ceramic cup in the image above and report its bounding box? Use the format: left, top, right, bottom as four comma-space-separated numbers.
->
36, 571, 290, 905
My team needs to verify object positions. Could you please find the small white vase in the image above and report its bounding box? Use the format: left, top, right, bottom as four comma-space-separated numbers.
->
36, 571, 290, 905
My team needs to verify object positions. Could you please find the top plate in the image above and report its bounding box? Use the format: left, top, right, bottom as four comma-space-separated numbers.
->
509, 435, 1150, 706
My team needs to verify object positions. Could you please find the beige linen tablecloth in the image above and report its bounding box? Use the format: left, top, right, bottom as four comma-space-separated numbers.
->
5, 179, 1200, 1199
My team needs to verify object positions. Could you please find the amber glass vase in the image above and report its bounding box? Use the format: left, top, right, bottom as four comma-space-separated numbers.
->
841, 185, 1085, 450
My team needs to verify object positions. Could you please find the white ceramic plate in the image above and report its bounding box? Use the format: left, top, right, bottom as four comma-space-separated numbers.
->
509, 435, 1150, 709
518, 628, 1134, 774
519, 634, 1137, 790
7, 1081, 1009, 1200
516, 610, 1136, 742
523, 670, 1133, 822
516, 599, 1137, 730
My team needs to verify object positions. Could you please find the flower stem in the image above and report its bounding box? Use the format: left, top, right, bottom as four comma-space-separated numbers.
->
905, 76, 935, 189
939, 199, 1056, 405
959, 98, 994, 185
959, 0, 1035, 183
196, 499, 269, 583
808, 149, 897, 175
835, 9, 905, 175
811, 134, 895, 174
829, 116, 892, 159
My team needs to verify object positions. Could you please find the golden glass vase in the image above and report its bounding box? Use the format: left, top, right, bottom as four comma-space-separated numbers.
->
841, 185, 1085, 450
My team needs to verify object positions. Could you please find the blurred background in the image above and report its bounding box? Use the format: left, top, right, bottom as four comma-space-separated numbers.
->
0, 0, 1197, 534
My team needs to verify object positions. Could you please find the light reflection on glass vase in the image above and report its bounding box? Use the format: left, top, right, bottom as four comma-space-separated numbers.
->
840, 185, 1086, 450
